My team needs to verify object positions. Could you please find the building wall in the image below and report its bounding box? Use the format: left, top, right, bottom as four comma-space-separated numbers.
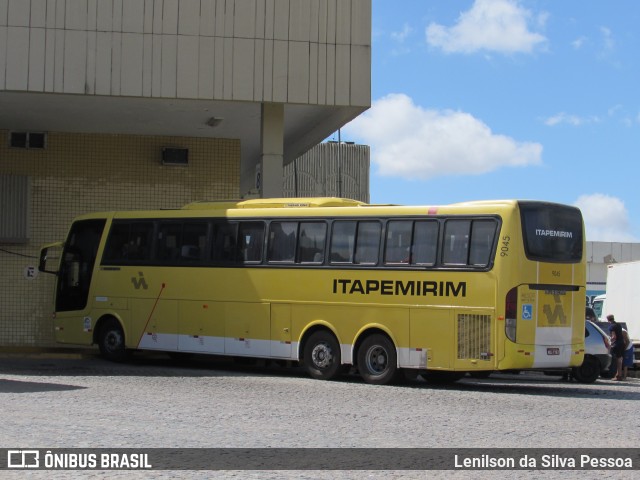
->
0, 129, 239, 346
0, 0, 371, 107
283, 142, 369, 202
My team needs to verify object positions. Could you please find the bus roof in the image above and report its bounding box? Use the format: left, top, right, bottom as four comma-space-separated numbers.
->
182, 197, 366, 210
71, 198, 528, 221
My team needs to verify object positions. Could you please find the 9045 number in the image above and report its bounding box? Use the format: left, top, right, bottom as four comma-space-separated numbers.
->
500, 236, 510, 257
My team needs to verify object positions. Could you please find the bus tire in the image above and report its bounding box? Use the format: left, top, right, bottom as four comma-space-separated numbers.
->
303, 330, 342, 381
98, 318, 128, 362
571, 355, 600, 384
357, 334, 399, 385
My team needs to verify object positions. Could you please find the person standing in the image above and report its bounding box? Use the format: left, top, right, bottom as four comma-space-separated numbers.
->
622, 328, 634, 380
607, 314, 625, 381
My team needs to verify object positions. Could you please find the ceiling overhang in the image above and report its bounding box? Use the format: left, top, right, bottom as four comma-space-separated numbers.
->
0, 91, 367, 173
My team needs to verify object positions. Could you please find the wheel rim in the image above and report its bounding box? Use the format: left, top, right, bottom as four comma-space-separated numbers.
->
364, 344, 389, 375
311, 342, 334, 369
104, 329, 123, 353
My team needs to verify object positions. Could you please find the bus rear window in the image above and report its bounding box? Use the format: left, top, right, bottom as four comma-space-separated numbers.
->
520, 202, 583, 262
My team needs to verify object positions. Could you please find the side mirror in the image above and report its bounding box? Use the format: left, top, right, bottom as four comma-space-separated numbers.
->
39, 242, 63, 275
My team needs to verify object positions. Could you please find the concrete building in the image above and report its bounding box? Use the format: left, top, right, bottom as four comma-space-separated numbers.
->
283, 141, 369, 202
0, 0, 371, 347
586, 241, 640, 305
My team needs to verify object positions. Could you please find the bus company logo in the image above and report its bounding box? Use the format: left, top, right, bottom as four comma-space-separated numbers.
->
131, 272, 148, 290
332, 278, 467, 297
7, 450, 40, 469
542, 295, 567, 326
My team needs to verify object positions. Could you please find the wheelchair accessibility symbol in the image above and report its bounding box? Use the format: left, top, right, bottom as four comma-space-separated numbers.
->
522, 304, 533, 320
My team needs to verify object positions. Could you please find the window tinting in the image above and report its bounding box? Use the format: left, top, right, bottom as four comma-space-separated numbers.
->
469, 220, 497, 266
354, 221, 381, 264
156, 221, 208, 263
413, 221, 438, 265
384, 220, 439, 266
103, 221, 154, 263
298, 222, 327, 263
239, 222, 265, 263
330, 221, 356, 263
268, 221, 297, 262
330, 221, 380, 265
443, 220, 471, 265
520, 202, 583, 262
157, 223, 183, 261
442, 219, 498, 267
181, 222, 208, 261
211, 222, 238, 263
385, 221, 412, 264
57, 219, 106, 311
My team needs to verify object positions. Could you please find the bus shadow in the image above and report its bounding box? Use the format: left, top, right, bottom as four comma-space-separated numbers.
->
0, 353, 308, 379
2, 354, 638, 401
0, 378, 87, 393
400, 374, 640, 400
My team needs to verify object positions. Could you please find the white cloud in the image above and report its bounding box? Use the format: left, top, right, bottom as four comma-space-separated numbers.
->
574, 194, 637, 242
544, 112, 600, 127
600, 26, 615, 51
391, 23, 413, 43
342, 93, 542, 180
571, 36, 587, 49
426, 0, 547, 54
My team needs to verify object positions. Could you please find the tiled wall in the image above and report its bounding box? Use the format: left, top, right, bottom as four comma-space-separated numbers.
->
0, 0, 371, 107
0, 129, 239, 346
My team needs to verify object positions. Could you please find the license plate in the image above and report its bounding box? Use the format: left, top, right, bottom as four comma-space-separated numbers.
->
547, 347, 560, 355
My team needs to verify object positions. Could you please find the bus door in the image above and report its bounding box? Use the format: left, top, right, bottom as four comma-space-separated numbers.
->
53, 219, 106, 342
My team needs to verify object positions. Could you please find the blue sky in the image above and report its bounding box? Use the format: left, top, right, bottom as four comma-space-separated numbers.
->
339, 0, 640, 242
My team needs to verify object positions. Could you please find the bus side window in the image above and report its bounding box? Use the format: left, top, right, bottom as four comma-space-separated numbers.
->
330, 221, 356, 263
239, 222, 265, 263
103, 223, 130, 262
469, 219, 497, 266
298, 222, 327, 263
212, 222, 238, 263
412, 221, 438, 265
268, 222, 297, 262
103, 221, 153, 263
128, 223, 154, 261
180, 222, 208, 262
385, 220, 412, 264
355, 221, 381, 265
157, 222, 182, 261
442, 220, 471, 265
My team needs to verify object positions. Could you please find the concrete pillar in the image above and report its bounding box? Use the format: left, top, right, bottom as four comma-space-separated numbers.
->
259, 103, 285, 198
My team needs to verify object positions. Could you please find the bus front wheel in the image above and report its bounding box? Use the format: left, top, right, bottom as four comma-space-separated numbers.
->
98, 318, 128, 362
357, 334, 399, 385
303, 330, 342, 381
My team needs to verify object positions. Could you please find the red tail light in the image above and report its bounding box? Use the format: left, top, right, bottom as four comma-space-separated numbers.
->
505, 287, 518, 342
505, 287, 517, 320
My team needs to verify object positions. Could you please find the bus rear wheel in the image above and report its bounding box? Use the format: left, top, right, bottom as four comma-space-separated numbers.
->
357, 334, 399, 385
98, 318, 128, 362
303, 330, 342, 381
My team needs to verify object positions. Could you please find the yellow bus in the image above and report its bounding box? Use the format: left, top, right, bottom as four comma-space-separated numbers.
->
39, 198, 586, 385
